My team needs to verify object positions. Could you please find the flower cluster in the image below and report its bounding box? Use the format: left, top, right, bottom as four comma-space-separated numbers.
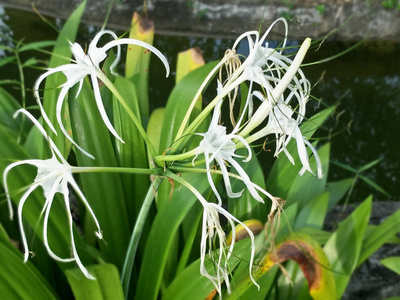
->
186, 19, 321, 293
3, 30, 169, 278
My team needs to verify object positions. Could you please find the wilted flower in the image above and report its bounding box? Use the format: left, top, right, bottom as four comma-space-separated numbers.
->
35, 29, 170, 159
3, 109, 102, 279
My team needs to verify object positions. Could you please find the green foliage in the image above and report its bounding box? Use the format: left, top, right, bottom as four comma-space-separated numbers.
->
0, 3, 398, 300
315, 4, 326, 15
66, 264, 124, 300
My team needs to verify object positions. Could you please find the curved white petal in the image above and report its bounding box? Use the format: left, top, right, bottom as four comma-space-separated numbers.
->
90, 70, 124, 144
101, 38, 170, 77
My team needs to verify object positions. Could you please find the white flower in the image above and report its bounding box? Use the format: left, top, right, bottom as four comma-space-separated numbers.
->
226, 18, 292, 116
3, 109, 102, 279
194, 82, 265, 204
253, 94, 323, 178
239, 37, 312, 138
172, 173, 259, 295
35, 29, 170, 159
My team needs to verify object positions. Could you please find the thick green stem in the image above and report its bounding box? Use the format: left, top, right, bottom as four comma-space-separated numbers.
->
121, 176, 163, 299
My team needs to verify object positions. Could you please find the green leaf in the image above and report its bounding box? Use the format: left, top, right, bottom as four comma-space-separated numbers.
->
159, 61, 218, 153
324, 196, 372, 298
358, 208, 400, 267
0, 87, 22, 133
22, 57, 39, 68
42, 0, 86, 157
135, 171, 210, 300
68, 80, 130, 269
359, 174, 390, 197
147, 108, 165, 160
324, 178, 353, 210
19, 41, 56, 52
66, 264, 124, 300
113, 76, 149, 222
0, 225, 58, 299
286, 142, 330, 209
293, 191, 329, 230
358, 157, 382, 172
380, 257, 400, 275
164, 239, 253, 300
0, 56, 15, 68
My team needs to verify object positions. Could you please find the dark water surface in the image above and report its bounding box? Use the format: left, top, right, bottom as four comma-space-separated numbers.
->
1, 5, 399, 203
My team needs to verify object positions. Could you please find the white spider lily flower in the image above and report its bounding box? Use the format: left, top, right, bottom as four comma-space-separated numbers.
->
223, 18, 292, 117
251, 94, 323, 179
240, 37, 311, 138
194, 82, 264, 204
35, 29, 170, 159
173, 174, 259, 295
3, 109, 102, 279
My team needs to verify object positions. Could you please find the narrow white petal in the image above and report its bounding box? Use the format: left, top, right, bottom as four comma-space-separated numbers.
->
55, 82, 95, 159
17, 183, 41, 261
101, 39, 170, 77
63, 193, 95, 279
90, 70, 124, 144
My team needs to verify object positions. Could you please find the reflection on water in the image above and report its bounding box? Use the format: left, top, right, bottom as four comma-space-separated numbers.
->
0, 6, 399, 202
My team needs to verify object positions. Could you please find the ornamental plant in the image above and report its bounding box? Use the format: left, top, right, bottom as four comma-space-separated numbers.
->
0, 1, 399, 300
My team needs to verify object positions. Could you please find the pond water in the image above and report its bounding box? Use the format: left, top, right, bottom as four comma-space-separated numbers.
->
1, 5, 399, 203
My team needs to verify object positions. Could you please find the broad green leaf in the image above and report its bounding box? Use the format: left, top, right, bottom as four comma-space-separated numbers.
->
68, 80, 130, 269
0, 225, 57, 299
380, 257, 400, 275
358, 208, 400, 267
325, 178, 353, 210
298, 227, 332, 245
158, 61, 218, 153
42, 0, 86, 157
266, 106, 334, 198
324, 196, 372, 298
285, 142, 330, 209
135, 171, 210, 300
66, 264, 124, 300
293, 191, 329, 230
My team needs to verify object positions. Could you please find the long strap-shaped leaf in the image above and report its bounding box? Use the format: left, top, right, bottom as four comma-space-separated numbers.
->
134, 170, 210, 300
